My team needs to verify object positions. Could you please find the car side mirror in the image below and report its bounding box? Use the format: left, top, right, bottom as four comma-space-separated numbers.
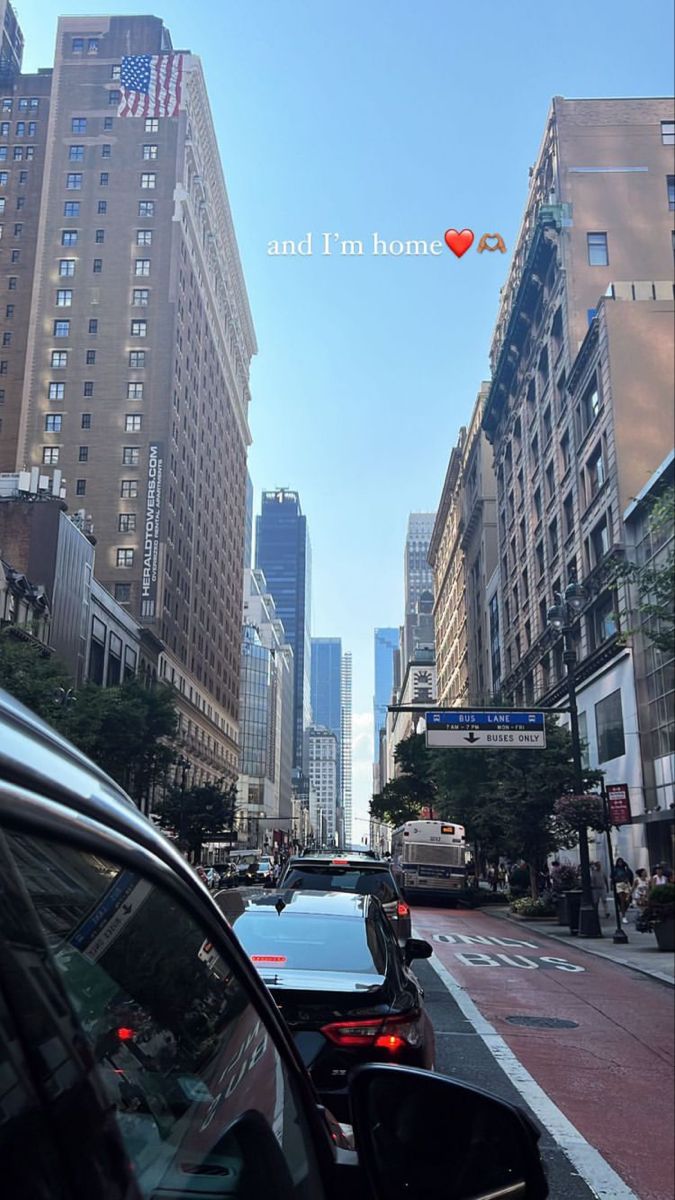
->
348, 1063, 548, 1200
403, 937, 433, 964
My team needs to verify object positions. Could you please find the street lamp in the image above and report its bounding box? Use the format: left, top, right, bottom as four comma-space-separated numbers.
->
547, 575, 602, 939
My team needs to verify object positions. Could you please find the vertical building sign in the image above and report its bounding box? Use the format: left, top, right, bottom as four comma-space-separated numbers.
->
142, 441, 163, 618
606, 783, 632, 826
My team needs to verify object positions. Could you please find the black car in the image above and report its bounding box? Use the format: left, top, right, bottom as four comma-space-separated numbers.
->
218, 889, 434, 1121
0, 689, 548, 1200
278, 853, 412, 944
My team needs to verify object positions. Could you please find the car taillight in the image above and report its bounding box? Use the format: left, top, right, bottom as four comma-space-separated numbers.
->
320, 1012, 421, 1050
396, 901, 410, 918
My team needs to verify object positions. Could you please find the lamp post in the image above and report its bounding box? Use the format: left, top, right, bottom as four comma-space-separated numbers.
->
547, 576, 602, 939
176, 754, 190, 854
600, 782, 629, 945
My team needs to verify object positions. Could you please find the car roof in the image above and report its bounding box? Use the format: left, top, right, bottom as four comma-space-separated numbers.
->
224, 889, 373, 920
287, 853, 389, 868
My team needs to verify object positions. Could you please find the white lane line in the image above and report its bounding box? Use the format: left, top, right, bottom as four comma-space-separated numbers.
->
425, 949, 639, 1200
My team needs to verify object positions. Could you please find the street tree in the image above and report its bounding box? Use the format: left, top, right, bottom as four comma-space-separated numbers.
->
159, 779, 238, 861
0, 627, 74, 719
370, 731, 437, 826
612, 484, 674, 656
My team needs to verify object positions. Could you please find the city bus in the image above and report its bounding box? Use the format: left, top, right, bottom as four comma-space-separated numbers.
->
391, 819, 468, 905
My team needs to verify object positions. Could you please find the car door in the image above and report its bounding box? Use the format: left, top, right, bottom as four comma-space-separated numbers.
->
0, 814, 334, 1200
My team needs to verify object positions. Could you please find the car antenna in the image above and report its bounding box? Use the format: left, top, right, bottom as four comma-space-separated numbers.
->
275, 897, 287, 915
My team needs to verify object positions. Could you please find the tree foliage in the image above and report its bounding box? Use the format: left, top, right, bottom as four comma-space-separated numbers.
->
370, 733, 436, 826
158, 780, 238, 860
0, 627, 74, 720
613, 484, 675, 656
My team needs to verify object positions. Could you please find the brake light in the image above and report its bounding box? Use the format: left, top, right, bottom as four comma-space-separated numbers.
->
397, 901, 410, 918
251, 955, 287, 964
331, 858, 350, 865
320, 1012, 421, 1049
117, 1027, 136, 1041
374, 1033, 406, 1052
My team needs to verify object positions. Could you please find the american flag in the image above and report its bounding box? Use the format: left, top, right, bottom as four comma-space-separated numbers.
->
118, 53, 184, 118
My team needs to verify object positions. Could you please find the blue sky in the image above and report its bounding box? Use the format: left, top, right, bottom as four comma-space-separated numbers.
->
20, 2, 675, 837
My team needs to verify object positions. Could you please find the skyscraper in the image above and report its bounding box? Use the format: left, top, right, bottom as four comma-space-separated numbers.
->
311, 637, 342, 737
255, 489, 311, 771
340, 650, 353, 847
308, 725, 338, 847
373, 626, 398, 762
403, 513, 436, 673
3, 14, 256, 784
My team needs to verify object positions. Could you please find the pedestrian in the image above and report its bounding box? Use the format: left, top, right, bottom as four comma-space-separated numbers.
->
651, 862, 673, 887
590, 861, 609, 918
632, 868, 650, 911
613, 857, 634, 922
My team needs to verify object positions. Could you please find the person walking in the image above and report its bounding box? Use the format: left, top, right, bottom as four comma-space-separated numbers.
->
613, 857, 634, 923
651, 862, 673, 887
632, 868, 650, 911
590, 861, 610, 918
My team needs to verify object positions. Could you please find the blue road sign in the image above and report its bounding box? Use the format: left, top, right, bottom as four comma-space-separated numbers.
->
425, 711, 546, 749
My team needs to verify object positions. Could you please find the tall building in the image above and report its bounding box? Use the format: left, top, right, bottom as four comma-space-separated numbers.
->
0, 1, 23, 86
255, 489, 311, 772
403, 512, 435, 673
482, 96, 674, 865
311, 637, 342, 740
340, 650, 353, 846
2, 15, 256, 786
243, 471, 253, 570
373, 627, 398, 762
308, 725, 338, 847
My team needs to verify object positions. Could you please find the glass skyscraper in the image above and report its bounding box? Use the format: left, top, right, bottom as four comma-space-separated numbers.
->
311, 638, 343, 737
373, 627, 399, 761
255, 490, 311, 771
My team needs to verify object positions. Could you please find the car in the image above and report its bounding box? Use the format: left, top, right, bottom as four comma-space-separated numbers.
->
278, 852, 412, 944
255, 856, 275, 884
217, 888, 435, 1121
0, 689, 549, 1200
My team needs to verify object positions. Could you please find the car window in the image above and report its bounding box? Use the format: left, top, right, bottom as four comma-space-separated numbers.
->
282, 866, 397, 903
232, 912, 387, 975
1, 829, 328, 1200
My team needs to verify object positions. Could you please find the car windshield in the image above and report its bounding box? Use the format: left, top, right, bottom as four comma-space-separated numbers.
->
282, 866, 396, 904
232, 912, 386, 975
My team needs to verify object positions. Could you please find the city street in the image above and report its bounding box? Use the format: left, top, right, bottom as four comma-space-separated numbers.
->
412, 905, 675, 1200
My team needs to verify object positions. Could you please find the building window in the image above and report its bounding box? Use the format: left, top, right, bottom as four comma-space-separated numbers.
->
93, 258, 103, 273
0, 98, 10, 111
25, 146, 35, 160
2, 331, 9, 345
0, 361, 7, 375
53, 320, 70, 336
132, 288, 149, 306
135, 259, 151, 276
563, 492, 574, 538
138, 201, 155, 217
127, 382, 144, 399
586, 443, 605, 500
51, 351, 68, 367
587, 231, 608, 266
136, 229, 152, 245
99, 172, 109, 186
7, 276, 16, 289
63, 202, 80, 217
142, 144, 158, 160
667, 175, 675, 211
61, 230, 78, 245
81, 413, 91, 429
45, 414, 62, 432
42, 446, 60, 464
12, 145, 23, 160
595, 689, 625, 762
97, 200, 107, 214
545, 461, 555, 502
48, 382, 65, 400
0, 122, 8, 135
69, 145, 84, 161
0, 148, 5, 161
590, 514, 611, 564
108, 90, 121, 106
560, 430, 571, 474
59, 258, 76, 276
140, 172, 156, 189
116, 548, 134, 568
120, 480, 138, 498
86, 349, 96, 364
115, 582, 131, 602
129, 351, 146, 367
5, 305, 13, 318
118, 513, 137, 532
88, 319, 98, 334
130, 320, 147, 337
125, 414, 142, 432
56, 289, 72, 306
590, 592, 618, 650
122, 447, 140, 466
95, 229, 104, 243
103, 116, 113, 131
145, 118, 159, 133
78, 446, 88, 461
83, 381, 94, 397
75, 479, 86, 495
548, 518, 559, 560
661, 121, 675, 145
71, 37, 84, 53
101, 143, 111, 159
15, 197, 25, 211
579, 374, 600, 437
66, 172, 82, 190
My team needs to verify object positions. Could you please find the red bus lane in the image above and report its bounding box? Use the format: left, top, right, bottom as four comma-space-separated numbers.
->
413, 907, 675, 1200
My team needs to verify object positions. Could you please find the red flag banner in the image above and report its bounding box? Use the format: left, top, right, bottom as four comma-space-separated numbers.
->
118, 54, 184, 118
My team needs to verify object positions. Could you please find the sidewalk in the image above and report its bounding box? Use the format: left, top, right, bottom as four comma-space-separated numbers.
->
485, 903, 675, 986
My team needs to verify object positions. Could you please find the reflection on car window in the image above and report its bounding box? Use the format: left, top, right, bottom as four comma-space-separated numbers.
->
283, 867, 396, 903
233, 912, 387, 975
3, 831, 326, 1199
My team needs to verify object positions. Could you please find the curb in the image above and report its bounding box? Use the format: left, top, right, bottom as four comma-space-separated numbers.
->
486, 907, 675, 988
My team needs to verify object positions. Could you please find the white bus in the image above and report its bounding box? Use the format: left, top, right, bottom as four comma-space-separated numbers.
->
391, 820, 468, 905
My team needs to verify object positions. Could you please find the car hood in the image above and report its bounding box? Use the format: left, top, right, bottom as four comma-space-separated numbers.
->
255, 967, 385, 993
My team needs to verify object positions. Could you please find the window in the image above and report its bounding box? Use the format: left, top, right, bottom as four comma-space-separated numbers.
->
108, 90, 121, 106
545, 461, 555, 502
142, 144, 158, 160
95, 228, 104, 243
88, 319, 98, 336
69, 144, 84, 161
61, 229, 78, 245
71, 36, 84, 53
115, 582, 131, 601
56, 289, 72, 306
12, 223, 21, 236
14, 121, 24, 138
542, 405, 552, 444
81, 413, 91, 429
132, 288, 149, 305
48, 382, 65, 400
587, 231, 608, 266
145, 117, 159, 133
667, 176, 675, 211
101, 142, 112, 159
53, 320, 70, 336
75, 479, 86, 495
595, 689, 625, 762
587, 444, 605, 499
59, 258, 75, 276
140, 172, 156, 189
560, 430, 571, 474
25, 145, 35, 160
136, 229, 152, 246
125, 414, 142, 432
2, 331, 9, 345
122, 447, 140, 466
15, 196, 25, 211
129, 350, 146, 367
590, 592, 618, 650
579, 375, 600, 437
0, 147, 5, 161
83, 381, 94, 397
63, 201, 80, 216
51, 351, 68, 367
45, 414, 62, 432
0, 170, 8, 185
130, 320, 147, 337
548, 518, 559, 560
533, 485, 542, 522
127, 382, 144, 399
12, 145, 22, 159
97, 200, 107, 214
78, 446, 88, 462
10, 248, 18, 261
66, 172, 82, 189
0, 122, 8, 135
0, 98, 10, 111
118, 513, 137, 532
661, 121, 675, 145
563, 492, 574, 538
116, 548, 134, 567
93, 258, 102, 273
138, 201, 155, 217
135, 258, 151, 275
28, 119, 37, 133
42, 446, 60, 464
5, 304, 13, 318
121, 479, 138, 497
86, 349, 96, 364
99, 172, 109, 186
0, 360, 7, 374
103, 116, 113, 131
590, 514, 610, 563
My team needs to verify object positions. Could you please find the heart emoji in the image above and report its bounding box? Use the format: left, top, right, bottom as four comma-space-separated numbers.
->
444, 228, 474, 258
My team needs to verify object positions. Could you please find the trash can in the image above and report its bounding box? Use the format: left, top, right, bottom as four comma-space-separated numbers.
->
567, 889, 583, 936
556, 894, 569, 926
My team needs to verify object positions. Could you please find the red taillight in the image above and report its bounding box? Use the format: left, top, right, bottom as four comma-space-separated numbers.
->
331, 858, 350, 865
397, 901, 410, 918
321, 1017, 384, 1047
117, 1027, 135, 1041
320, 1011, 421, 1050
374, 1033, 406, 1052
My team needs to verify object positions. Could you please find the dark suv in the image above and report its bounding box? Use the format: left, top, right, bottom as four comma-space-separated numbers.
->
277, 853, 412, 944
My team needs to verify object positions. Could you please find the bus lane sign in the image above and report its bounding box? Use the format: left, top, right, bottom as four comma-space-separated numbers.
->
426, 710, 546, 750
